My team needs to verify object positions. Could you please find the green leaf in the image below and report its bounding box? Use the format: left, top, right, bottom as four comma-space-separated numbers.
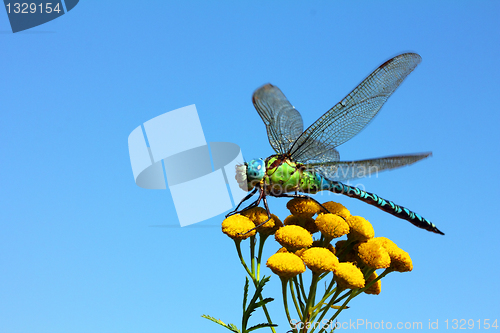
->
243, 277, 249, 310
247, 276, 271, 310
241, 276, 274, 331
228, 323, 241, 332
201, 314, 240, 333
253, 297, 274, 309
247, 322, 278, 332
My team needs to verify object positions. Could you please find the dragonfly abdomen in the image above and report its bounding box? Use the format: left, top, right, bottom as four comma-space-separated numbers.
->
327, 181, 444, 235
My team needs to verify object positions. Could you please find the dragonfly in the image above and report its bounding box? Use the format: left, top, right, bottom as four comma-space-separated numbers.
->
229, 53, 444, 235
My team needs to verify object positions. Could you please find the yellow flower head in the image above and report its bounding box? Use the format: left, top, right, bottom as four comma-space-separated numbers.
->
388, 247, 413, 272
315, 213, 350, 239
241, 207, 267, 223
287, 198, 321, 218
372, 237, 397, 250
221, 215, 256, 240
275, 225, 313, 252
372, 237, 413, 272
321, 201, 350, 219
266, 252, 306, 279
356, 239, 391, 269
284, 215, 319, 234
346, 216, 375, 241
301, 247, 339, 274
241, 207, 283, 235
277, 247, 289, 253
364, 271, 382, 295
333, 262, 365, 289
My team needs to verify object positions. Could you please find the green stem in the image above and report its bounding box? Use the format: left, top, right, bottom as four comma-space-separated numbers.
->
324, 273, 337, 295
234, 238, 276, 333
310, 288, 343, 333
282, 278, 298, 333
302, 272, 320, 333
250, 235, 256, 276
292, 276, 305, 312
319, 234, 325, 247
254, 235, 276, 333
332, 289, 353, 305
317, 269, 393, 333
234, 240, 253, 278
289, 278, 303, 322
317, 289, 357, 333
314, 275, 337, 309
298, 273, 307, 301
256, 234, 269, 281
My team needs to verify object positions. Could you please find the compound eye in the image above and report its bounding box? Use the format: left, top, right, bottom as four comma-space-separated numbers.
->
257, 165, 261, 170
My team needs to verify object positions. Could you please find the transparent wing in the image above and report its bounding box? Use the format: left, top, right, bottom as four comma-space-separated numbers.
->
252, 84, 304, 154
295, 141, 341, 165
304, 153, 431, 182
289, 53, 422, 161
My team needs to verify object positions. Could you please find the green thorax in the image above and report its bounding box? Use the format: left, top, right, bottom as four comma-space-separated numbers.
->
262, 155, 323, 195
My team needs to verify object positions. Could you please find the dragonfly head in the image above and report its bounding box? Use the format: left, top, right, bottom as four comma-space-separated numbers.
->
235, 158, 266, 191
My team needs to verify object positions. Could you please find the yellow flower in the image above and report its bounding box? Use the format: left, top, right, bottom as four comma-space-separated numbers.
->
266, 252, 306, 279
277, 247, 289, 253
364, 271, 382, 295
241, 207, 283, 235
372, 237, 413, 272
221, 215, 256, 240
321, 201, 350, 219
372, 237, 397, 250
357, 239, 391, 269
346, 216, 374, 241
284, 215, 319, 234
301, 248, 339, 273
388, 247, 413, 272
333, 262, 365, 289
287, 198, 321, 218
275, 225, 313, 251
315, 213, 350, 239
241, 207, 267, 223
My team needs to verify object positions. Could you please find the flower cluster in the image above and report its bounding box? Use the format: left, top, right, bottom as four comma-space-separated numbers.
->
263, 199, 412, 288
217, 199, 414, 333
223, 199, 412, 290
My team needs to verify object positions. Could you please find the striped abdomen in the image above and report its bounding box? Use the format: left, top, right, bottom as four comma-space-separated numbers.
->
327, 180, 444, 235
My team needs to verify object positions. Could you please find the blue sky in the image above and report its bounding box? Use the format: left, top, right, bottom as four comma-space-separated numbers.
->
1, 1, 499, 332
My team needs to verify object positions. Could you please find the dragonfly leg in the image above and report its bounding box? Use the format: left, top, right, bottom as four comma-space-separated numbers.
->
239, 189, 275, 235
225, 187, 258, 217
262, 194, 271, 218
238, 187, 265, 212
